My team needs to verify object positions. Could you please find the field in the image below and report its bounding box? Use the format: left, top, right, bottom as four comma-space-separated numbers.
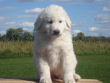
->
0, 41, 110, 83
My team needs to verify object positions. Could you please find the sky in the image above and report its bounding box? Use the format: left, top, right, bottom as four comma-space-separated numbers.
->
0, 0, 110, 37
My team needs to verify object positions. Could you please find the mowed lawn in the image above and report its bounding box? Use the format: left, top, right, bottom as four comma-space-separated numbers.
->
0, 41, 110, 83
0, 55, 110, 83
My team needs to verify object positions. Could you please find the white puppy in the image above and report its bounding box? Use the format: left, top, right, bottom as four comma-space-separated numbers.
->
33, 5, 80, 83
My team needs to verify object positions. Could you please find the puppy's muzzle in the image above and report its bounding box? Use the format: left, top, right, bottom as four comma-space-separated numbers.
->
53, 30, 60, 35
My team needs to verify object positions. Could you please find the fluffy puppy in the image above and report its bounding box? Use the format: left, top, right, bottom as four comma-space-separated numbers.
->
33, 5, 81, 83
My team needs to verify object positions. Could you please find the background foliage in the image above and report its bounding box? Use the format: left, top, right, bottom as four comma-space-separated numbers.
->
0, 28, 110, 42
0, 28, 110, 83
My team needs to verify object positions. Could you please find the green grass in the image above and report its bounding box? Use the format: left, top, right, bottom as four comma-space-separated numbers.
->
0, 55, 110, 83
0, 57, 35, 78
77, 55, 110, 83
0, 41, 110, 83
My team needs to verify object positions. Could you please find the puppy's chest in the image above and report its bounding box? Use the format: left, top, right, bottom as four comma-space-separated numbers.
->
37, 40, 64, 54
44, 44, 62, 68
46, 44, 61, 58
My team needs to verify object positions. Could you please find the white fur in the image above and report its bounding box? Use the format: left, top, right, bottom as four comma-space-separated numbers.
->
33, 5, 80, 83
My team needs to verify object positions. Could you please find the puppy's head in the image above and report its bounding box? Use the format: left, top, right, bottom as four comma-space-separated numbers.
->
34, 5, 71, 37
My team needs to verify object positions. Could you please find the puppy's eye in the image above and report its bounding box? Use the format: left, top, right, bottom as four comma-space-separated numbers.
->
48, 20, 53, 24
59, 20, 62, 23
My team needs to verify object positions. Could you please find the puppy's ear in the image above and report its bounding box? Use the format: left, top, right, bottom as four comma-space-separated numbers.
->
65, 14, 71, 29
34, 16, 42, 32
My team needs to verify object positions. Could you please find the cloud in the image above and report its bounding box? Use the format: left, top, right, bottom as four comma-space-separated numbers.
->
94, 14, 110, 24
0, 21, 34, 28
72, 30, 82, 34
5, 22, 16, 25
0, 16, 5, 21
102, 1, 110, 6
103, 6, 110, 12
19, 22, 34, 27
0, 6, 16, 11
22, 27, 30, 31
0, 0, 5, 2
88, 26, 110, 36
89, 27, 99, 31
71, 22, 79, 27
93, 14, 110, 36
0, 21, 17, 29
18, 0, 43, 2
89, 26, 110, 32
51, 0, 102, 3
24, 8, 44, 14
52, 0, 72, 1
6, 15, 37, 20
16, 15, 35, 18
0, 21, 16, 34
71, 23, 76, 27
19, 0, 35, 2
0, 31, 6, 35
22, 27, 33, 32
0, 21, 34, 35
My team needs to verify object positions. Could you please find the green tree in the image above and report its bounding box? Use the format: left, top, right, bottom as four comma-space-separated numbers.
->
22, 31, 32, 41
0, 33, 1, 40
17, 28, 23, 35
76, 32, 85, 41
1, 35, 7, 41
6, 28, 21, 40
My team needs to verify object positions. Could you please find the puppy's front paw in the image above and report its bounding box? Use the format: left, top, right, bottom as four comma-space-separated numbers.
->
40, 77, 52, 83
73, 74, 81, 81
64, 77, 75, 83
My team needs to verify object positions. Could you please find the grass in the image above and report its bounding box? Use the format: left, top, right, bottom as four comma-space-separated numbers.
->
0, 41, 110, 83
0, 57, 35, 78
77, 55, 110, 83
0, 55, 110, 83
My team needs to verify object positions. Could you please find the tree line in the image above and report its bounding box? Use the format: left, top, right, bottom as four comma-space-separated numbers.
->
73, 32, 110, 42
0, 28, 33, 41
0, 28, 110, 42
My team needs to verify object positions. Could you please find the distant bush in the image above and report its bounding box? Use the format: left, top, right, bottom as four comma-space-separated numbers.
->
0, 28, 33, 41
73, 32, 110, 42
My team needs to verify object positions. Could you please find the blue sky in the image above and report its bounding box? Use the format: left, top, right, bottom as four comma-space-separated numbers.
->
0, 0, 110, 37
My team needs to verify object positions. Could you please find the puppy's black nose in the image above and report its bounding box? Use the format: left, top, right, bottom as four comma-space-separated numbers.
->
53, 30, 60, 35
